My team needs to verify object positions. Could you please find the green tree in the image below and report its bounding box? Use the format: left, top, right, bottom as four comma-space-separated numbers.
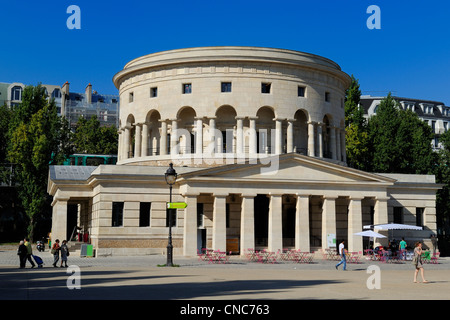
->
367, 93, 435, 174
7, 85, 72, 240
73, 115, 117, 154
344, 75, 369, 170
434, 130, 450, 254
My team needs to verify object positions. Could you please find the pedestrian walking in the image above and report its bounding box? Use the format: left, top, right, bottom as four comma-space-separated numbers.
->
413, 241, 428, 283
430, 235, 438, 255
60, 240, 69, 267
335, 240, 347, 271
24, 238, 36, 268
51, 239, 60, 267
399, 237, 407, 260
17, 240, 28, 269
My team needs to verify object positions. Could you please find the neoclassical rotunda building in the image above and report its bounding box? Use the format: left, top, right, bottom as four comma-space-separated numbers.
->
48, 47, 440, 257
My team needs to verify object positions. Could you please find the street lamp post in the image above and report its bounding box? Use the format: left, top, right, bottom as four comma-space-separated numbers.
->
164, 163, 177, 267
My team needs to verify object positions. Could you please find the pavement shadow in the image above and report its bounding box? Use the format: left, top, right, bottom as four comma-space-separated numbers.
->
0, 266, 343, 300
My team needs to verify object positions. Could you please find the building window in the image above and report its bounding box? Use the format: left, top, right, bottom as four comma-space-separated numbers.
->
393, 207, 403, 224
166, 208, 176, 227
129, 92, 134, 103
11, 86, 23, 101
139, 202, 151, 227
197, 203, 204, 228
112, 202, 124, 227
182, 83, 192, 94
298, 86, 306, 97
416, 208, 424, 227
221, 82, 232, 93
325, 92, 330, 102
261, 82, 271, 94
150, 87, 158, 98
52, 89, 61, 99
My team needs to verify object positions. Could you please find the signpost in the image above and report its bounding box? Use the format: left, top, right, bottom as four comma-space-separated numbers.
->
167, 202, 188, 209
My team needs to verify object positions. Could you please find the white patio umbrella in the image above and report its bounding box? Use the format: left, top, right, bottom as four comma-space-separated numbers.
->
354, 230, 387, 250
354, 230, 387, 238
372, 223, 422, 230
363, 223, 423, 246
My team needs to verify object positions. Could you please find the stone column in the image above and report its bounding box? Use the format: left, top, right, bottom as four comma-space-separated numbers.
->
209, 117, 216, 154
424, 205, 437, 233
212, 194, 227, 251
286, 119, 294, 153
141, 123, 149, 157
307, 121, 315, 157
317, 122, 323, 158
235, 117, 244, 156
274, 118, 283, 154
51, 199, 68, 244
348, 197, 363, 252
321, 196, 337, 250
123, 126, 131, 159
374, 197, 389, 247
341, 129, 347, 163
268, 194, 283, 253
117, 128, 123, 161
330, 125, 337, 160
195, 117, 203, 156
295, 194, 310, 252
134, 123, 142, 158
336, 128, 341, 162
240, 194, 256, 255
249, 117, 257, 156
160, 120, 167, 156
183, 194, 198, 257
170, 119, 178, 156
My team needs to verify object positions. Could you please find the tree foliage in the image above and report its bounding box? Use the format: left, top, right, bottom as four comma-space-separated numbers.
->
7, 85, 72, 240
73, 115, 117, 154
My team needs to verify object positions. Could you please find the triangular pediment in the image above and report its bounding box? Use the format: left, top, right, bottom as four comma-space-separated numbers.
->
179, 154, 396, 185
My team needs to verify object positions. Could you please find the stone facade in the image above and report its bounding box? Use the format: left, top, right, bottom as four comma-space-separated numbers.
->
47, 47, 441, 257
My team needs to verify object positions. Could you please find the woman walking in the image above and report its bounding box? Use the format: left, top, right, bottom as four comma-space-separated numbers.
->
60, 240, 69, 267
51, 239, 60, 267
413, 241, 428, 283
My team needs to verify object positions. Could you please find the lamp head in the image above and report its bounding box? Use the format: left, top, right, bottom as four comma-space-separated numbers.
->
165, 163, 177, 185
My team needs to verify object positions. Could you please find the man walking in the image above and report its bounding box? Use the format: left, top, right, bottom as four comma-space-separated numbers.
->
335, 240, 347, 271
24, 238, 36, 268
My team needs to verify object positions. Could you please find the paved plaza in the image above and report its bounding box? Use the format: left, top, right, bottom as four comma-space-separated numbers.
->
1, 245, 449, 303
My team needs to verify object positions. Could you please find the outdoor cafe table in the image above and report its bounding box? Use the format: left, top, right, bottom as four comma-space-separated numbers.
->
325, 248, 340, 260
256, 250, 277, 263
208, 250, 228, 264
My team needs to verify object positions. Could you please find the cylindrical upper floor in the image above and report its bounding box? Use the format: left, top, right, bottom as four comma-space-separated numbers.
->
113, 47, 351, 165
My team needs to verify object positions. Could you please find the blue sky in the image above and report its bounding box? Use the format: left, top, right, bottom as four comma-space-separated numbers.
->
1, 0, 449, 104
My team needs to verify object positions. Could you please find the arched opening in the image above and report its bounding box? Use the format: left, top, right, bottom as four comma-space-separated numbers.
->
177, 107, 196, 154
293, 109, 308, 155
256, 107, 275, 154
145, 110, 161, 155
215, 105, 237, 153
125, 114, 135, 159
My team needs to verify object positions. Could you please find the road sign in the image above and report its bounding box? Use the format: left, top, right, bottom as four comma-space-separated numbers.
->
167, 202, 188, 209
